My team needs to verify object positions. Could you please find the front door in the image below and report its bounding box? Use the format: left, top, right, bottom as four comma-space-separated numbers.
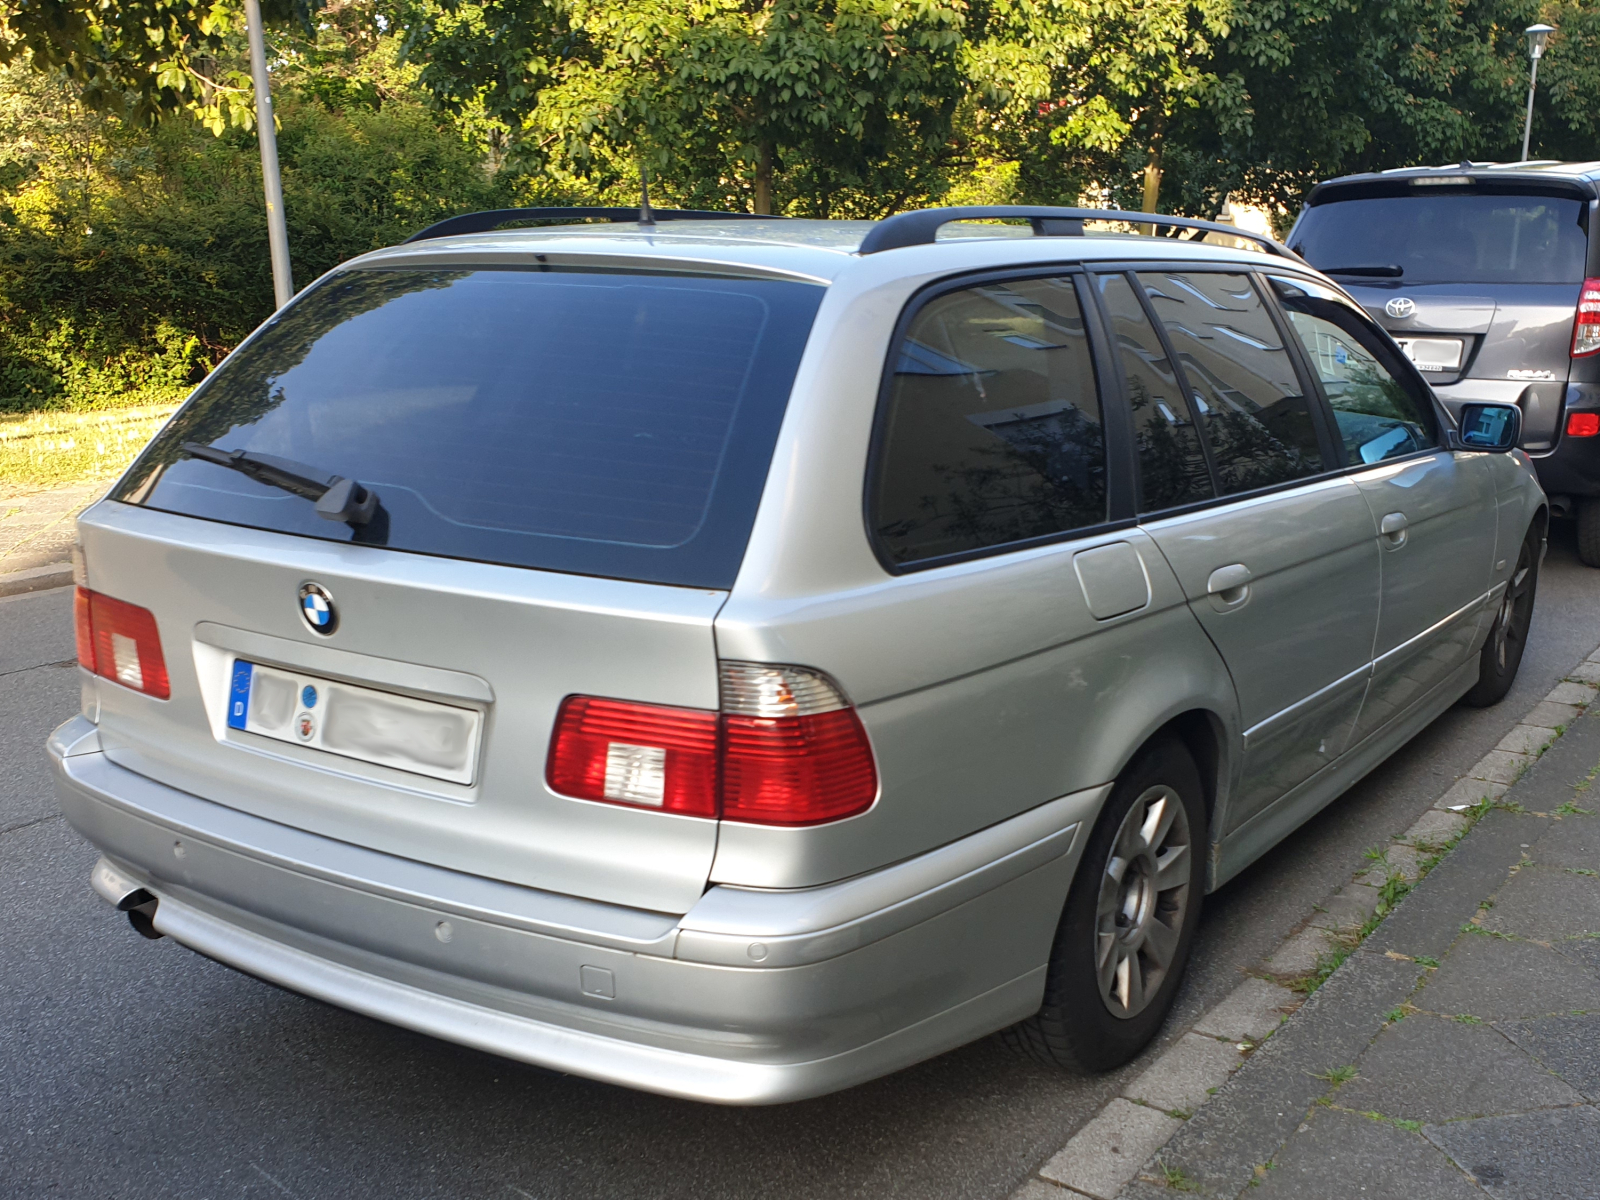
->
1269, 275, 1498, 742
1095, 270, 1381, 832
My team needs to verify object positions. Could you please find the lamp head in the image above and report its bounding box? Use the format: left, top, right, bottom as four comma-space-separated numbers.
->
1526, 23, 1555, 59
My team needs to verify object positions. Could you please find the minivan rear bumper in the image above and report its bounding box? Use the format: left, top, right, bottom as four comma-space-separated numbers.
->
50, 716, 1098, 1104
1526, 383, 1600, 498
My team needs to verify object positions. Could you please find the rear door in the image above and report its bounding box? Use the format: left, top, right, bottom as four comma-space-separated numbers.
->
1269, 274, 1497, 740
86, 261, 825, 914
1098, 269, 1380, 830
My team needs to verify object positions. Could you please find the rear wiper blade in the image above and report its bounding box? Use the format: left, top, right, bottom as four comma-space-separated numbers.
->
1321, 264, 1404, 278
182, 443, 380, 525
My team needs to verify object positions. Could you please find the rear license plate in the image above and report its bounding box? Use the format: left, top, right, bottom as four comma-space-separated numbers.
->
1394, 336, 1463, 372
227, 659, 481, 785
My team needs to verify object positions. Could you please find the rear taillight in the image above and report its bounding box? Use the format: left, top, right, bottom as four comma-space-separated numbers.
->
74, 587, 170, 699
545, 663, 878, 826
1567, 411, 1600, 438
1574, 278, 1600, 357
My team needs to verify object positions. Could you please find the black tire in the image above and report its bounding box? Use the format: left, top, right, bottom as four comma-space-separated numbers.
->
1579, 499, 1600, 568
1461, 523, 1540, 708
1003, 737, 1205, 1073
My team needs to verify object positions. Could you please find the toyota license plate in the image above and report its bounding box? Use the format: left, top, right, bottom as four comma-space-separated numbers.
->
226, 659, 481, 784
1394, 336, 1464, 373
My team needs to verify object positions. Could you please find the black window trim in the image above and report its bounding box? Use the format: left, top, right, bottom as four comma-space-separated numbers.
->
861, 262, 1134, 577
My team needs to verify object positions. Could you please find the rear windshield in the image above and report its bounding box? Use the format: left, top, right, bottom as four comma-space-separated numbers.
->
1293, 193, 1588, 284
115, 267, 825, 588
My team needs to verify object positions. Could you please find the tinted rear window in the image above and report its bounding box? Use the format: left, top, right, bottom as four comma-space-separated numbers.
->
115, 268, 825, 588
1293, 193, 1587, 284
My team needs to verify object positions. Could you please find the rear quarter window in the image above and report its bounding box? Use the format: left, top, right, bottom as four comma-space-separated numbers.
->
115, 268, 825, 589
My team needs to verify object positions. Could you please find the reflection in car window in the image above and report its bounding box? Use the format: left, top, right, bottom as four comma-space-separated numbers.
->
871, 276, 1106, 565
1137, 272, 1323, 495
1097, 273, 1214, 512
1269, 276, 1437, 465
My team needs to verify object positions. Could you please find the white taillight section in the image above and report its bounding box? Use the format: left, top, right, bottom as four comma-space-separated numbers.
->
1574, 278, 1600, 357
603, 742, 667, 806
109, 633, 144, 690
718, 661, 848, 716
546, 663, 879, 826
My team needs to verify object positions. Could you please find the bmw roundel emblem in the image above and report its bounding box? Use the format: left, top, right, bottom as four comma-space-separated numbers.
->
1385, 296, 1417, 319
298, 583, 338, 635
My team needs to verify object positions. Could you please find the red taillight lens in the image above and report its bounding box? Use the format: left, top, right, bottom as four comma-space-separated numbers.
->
722, 709, 878, 825
1567, 411, 1600, 438
1574, 278, 1600, 357
74, 587, 170, 699
546, 696, 719, 817
546, 664, 879, 826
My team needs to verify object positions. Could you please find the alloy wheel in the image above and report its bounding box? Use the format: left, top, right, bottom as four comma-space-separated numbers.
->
1095, 785, 1192, 1018
1492, 542, 1535, 672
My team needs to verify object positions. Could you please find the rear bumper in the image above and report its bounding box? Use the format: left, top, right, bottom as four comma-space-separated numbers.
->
50, 717, 1098, 1104
1527, 383, 1600, 498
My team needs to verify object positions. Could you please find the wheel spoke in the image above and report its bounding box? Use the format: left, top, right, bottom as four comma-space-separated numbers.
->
1143, 914, 1179, 969
1153, 843, 1190, 892
1139, 794, 1175, 852
1097, 930, 1117, 974
1123, 950, 1145, 1012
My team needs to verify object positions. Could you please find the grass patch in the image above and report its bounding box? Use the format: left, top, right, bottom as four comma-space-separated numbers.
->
1313, 1064, 1358, 1085
0, 405, 177, 496
1155, 1160, 1200, 1191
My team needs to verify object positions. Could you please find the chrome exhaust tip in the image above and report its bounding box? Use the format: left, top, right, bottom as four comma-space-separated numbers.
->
89, 857, 164, 940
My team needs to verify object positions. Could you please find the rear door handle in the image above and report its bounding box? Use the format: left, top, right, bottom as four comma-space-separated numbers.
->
1380, 512, 1409, 548
1206, 563, 1252, 610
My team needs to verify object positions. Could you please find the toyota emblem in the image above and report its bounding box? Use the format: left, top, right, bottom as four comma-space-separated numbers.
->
1385, 297, 1417, 319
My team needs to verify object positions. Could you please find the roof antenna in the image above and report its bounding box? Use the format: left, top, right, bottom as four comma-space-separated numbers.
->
639, 163, 656, 227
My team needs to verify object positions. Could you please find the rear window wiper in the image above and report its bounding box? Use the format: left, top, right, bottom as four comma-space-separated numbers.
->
182, 443, 380, 526
1320, 265, 1404, 278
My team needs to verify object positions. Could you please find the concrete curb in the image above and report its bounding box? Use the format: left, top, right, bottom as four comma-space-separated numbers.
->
0, 561, 73, 599
1011, 640, 1600, 1200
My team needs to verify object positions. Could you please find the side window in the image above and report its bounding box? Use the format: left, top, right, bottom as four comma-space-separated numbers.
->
870, 275, 1107, 566
1137, 271, 1324, 494
1268, 275, 1438, 465
1097, 273, 1214, 512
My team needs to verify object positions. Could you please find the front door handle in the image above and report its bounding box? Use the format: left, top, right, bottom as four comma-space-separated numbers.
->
1380, 511, 1409, 548
1206, 563, 1252, 610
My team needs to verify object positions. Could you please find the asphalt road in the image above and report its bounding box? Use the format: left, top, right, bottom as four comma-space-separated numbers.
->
4, 523, 1598, 1200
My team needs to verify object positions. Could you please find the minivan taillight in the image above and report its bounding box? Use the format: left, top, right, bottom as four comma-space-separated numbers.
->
1574, 278, 1600, 357
545, 663, 878, 826
74, 587, 170, 699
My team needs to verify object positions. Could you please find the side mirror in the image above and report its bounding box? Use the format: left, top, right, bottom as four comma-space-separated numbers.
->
1453, 402, 1521, 452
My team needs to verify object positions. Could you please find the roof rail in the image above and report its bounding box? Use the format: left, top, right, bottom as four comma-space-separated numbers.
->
856, 206, 1302, 262
404, 207, 784, 244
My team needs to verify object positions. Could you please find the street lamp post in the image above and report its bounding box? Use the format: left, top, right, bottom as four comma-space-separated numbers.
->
244, 0, 294, 308
1521, 23, 1555, 163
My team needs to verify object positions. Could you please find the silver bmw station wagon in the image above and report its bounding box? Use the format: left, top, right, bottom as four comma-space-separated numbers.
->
51, 205, 1543, 1104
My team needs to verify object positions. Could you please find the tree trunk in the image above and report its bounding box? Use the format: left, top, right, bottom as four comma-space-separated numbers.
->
1142, 112, 1166, 214
754, 140, 774, 215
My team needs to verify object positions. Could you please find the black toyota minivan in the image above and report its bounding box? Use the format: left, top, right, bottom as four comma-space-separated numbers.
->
1289, 161, 1600, 562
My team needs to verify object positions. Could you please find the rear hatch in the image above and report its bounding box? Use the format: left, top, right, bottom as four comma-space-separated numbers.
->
1291, 183, 1590, 448
81, 259, 825, 914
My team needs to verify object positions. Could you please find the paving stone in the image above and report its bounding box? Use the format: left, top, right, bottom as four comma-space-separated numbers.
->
1265, 926, 1338, 977
1544, 681, 1599, 707
1498, 725, 1559, 756
1471, 750, 1534, 785
1529, 813, 1600, 871
1335, 1013, 1581, 1122
1007, 1179, 1067, 1200
1405, 808, 1469, 849
1122, 1033, 1245, 1115
1568, 661, 1600, 685
1413, 933, 1600, 1021
1311, 882, 1383, 933
1523, 701, 1584, 729
1433, 777, 1508, 811
1501, 1015, 1600, 1102
1423, 1106, 1600, 1200
1556, 935, 1600, 978
1250, 1107, 1483, 1200
1384, 842, 1426, 881
1478, 864, 1600, 941
1037, 1098, 1181, 1200
1191, 977, 1298, 1042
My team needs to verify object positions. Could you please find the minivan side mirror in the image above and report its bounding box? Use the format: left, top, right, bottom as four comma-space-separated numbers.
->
1452, 402, 1521, 452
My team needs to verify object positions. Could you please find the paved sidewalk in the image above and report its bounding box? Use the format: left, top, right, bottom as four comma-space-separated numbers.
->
0, 479, 103, 596
1120, 704, 1600, 1200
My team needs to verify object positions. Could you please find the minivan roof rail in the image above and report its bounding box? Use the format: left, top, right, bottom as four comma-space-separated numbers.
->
404, 206, 786, 243
857, 205, 1303, 260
